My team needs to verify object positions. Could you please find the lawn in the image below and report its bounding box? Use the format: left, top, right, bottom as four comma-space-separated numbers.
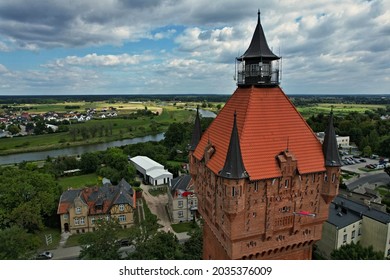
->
171, 222, 197, 233
58, 173, 100, 190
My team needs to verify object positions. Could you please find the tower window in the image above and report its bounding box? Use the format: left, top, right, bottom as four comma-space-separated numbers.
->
285, 179, 289, 188
332, 173, 336, 183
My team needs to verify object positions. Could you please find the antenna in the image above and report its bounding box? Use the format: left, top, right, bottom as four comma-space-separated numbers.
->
279, 46, 282, 81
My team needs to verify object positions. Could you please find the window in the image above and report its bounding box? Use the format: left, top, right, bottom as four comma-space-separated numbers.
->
63, 214, 68, 220
75, 207, 81, 214
119, 204, 124, 212
351, 230, 355, 239
178, 211, 184, 218
232, 187, 236, 197
358, 228, 362, 236
80, 217, 85, 225
332, 173, 336, 183
285, 179, 289, 188
324, 174, 328, 182
343, 234, 347, 243
74, 218, 79, 225
178, 200, 183, 208
118, 215, 126, 222
91, 218, 95, 225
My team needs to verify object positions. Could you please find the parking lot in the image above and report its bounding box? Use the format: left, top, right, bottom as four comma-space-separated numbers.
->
340, 156, 386, 174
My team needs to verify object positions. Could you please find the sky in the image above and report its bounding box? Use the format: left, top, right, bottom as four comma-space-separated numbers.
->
0, 0, 389, 96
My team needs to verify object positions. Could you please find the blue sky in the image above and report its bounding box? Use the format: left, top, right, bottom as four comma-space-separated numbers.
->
0, 0, 389, 95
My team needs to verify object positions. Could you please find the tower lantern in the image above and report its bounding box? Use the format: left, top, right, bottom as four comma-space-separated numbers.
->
236, 10, 280, 86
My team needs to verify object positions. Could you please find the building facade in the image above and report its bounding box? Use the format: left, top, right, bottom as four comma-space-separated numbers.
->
316, 195, 390, 259
57, 179, 136, 234
189, 11, 341, 260
168, 174, 198, 223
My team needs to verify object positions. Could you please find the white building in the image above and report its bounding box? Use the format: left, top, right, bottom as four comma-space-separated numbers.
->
316, 132, 350, 148
130, 156, 172, 186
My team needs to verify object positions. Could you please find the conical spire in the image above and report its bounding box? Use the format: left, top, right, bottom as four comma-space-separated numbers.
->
189, 106, 202, 151
238, 10, 279, 61
219, 112, 247, 179
323, 110, 341, 167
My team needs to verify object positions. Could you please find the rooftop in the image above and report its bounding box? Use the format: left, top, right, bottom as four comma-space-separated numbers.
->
193, 86, 325, 180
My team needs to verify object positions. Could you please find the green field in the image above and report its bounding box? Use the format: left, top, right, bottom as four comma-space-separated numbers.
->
58, 173, 100, 191
0, 107, 194, 155
297, 103, 387, 119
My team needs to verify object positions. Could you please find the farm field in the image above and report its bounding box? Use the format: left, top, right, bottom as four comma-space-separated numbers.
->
0, 106, 195, 155
297, 103, 387, 119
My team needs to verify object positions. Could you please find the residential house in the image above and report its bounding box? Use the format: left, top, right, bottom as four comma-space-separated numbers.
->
315, 195, 390, 259
130, 155, 172, 186
168, 174, 198, 223
57, 178, 136, 234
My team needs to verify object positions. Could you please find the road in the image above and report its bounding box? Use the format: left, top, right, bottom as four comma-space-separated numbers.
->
346, 172, 390, 191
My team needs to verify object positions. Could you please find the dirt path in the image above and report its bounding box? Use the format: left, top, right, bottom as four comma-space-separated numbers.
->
140, 183, 173, 232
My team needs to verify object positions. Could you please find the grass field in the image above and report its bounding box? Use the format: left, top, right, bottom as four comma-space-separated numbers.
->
0, 106, 194, 155
297, 103, 387, 119
9, 101, 163, 115
58, 173, 100, 191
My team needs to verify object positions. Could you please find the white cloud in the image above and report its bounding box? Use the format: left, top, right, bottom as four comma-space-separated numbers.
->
0, 0, 389, 95
48, 53, 155, 67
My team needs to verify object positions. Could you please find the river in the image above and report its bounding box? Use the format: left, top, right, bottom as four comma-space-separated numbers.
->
0, 133, 165, 165
0, 109, 217, 165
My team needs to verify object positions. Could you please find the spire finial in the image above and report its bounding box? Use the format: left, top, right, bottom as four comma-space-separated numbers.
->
258, 9, 261, 23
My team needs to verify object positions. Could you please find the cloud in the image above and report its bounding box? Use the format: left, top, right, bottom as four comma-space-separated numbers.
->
0, 0, 388, 95
48, 53, 155, 67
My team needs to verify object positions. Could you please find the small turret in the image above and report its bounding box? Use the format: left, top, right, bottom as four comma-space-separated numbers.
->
219, 112, 247, 179
321, 110, 341, 204
189, 107, 202, 151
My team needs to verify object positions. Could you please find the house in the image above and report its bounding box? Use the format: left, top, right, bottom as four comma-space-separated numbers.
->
315, 195, 390, 259
57, 178, 136, 234
168, 174, 198, 223
130, 155, 172, 186
316, 132, 350, 148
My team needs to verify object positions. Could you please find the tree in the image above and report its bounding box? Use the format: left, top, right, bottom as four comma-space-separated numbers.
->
0, 226, 40, 260
181, 223, 203, 260
80, 152, 99, 173
0, 168, 60, 232
127, 231, 183, 260
330, 242, 384, 260
79, 219, 121, 260
7, 124, 20, 135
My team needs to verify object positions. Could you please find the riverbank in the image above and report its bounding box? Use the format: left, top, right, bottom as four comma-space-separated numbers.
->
0, 107, 194, 156
0, 133, 165, 165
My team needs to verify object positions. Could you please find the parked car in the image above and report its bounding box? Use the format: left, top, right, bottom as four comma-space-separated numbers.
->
359, 159, 367, 162
36, 251, 53, 260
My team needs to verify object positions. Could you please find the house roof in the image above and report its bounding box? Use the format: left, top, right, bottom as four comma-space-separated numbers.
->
327, 196, 390, 228
146, 168, 172, 179
193, 86, 326, 180
170, 174, 193, 197
57, 179, 134, 215
130, 155, 164, 171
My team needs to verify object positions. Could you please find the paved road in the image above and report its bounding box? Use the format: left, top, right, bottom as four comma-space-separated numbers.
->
346, 172, 390, 191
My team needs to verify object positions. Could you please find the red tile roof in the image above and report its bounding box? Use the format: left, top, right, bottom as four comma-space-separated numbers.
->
193, 86, 325, 180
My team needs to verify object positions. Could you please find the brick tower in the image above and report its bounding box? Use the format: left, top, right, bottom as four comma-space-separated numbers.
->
189, 11, 341, 260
